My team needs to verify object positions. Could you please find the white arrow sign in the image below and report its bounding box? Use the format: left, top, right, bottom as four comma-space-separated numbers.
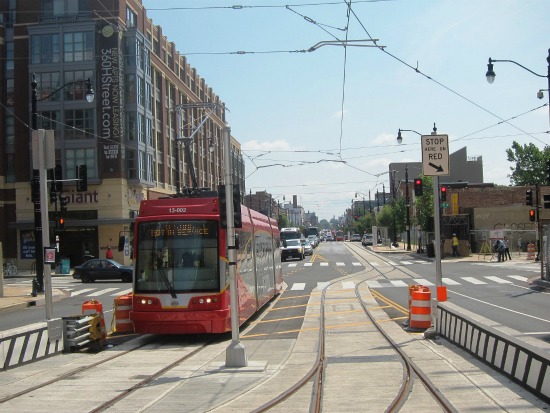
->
421, 134, 450, 176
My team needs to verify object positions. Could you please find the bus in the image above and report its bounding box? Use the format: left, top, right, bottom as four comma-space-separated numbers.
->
129, 195, 282, 334
335, 230, 344, 241
280, 227, 302, 242
303, 227, 319, 239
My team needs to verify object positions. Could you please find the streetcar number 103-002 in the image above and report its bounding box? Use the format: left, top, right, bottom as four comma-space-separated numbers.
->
168, 208, 187, 213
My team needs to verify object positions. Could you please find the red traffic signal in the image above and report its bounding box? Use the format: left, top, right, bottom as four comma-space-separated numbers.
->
440, 186, 447, 202
414, 178, 423, 196
529, 209, 536, 222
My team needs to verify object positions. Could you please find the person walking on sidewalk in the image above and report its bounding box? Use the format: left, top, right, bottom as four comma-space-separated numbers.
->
452, 234, 459, 257
504, 237, 512, 261
106, 247, 113, 259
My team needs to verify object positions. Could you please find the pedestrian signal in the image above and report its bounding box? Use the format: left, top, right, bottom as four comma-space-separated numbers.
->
529, 209, 536, 222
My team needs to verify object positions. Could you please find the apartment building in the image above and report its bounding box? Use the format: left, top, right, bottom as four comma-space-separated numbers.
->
0, 0, 245, 268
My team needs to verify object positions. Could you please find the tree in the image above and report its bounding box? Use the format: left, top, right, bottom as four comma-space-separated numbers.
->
506, 141, 550, 186
415, 175, 434, 232
278, 214, 290, 229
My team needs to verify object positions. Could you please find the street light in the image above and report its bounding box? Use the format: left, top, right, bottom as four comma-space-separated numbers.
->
31, 74, 94, 297
485, 49, 550, 126
486, 49, 550, 262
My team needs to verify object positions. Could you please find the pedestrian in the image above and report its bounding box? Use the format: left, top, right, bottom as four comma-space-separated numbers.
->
106, 247, 113, 259
494, 239, 505, 262
504, 237, 512, 261
452, 233, 459, 257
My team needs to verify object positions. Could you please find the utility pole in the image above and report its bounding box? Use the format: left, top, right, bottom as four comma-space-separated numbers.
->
406, 165, 411, 251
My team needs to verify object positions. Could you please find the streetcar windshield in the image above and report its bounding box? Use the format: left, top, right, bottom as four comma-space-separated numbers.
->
134, 220, 220, 293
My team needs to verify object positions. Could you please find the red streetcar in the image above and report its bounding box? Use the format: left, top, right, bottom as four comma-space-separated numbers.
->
129, 195, 282, 334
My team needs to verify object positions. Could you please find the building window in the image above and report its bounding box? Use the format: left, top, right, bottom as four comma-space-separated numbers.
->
63, 31, 93, 62
136, 39, 144, 70
125, 74, 136, 104
137, 76, 144, 107
43, 0, 90, 15
147, 153, 154, 182
63, 70, 94, 100
138, 113, 145, 143
127, 112, 136, 141
37, 110, 60, 131
34, 72, 61, 102
66, 148, 96, 179
64, 109, 94, 139
5, 41, 13, 70
138, 151, 145, 179
127, 150, 136, 179
146, 118, 153, 146
31, 34, 60, 64
126, 6, 137, 28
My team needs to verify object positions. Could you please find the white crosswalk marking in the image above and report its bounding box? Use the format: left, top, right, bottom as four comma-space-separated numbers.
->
370, 262, 380, 267
508, 275, 528, 282
336, 262, 345, 266
320, 262, 329, 266
70, 288, 97, 296
86, 288, 120, 297
317, 282, 330, 289
342, 281, 355, 289
413, 278, 434, 286
113, 288, 132, 296
400, 261, 413, 265
288, 263, 297, 267
304, 263, 313, 267
462, 277, 487, 285
290, 283, 306, 291
484, 276, 512, 284
390, 280, 408, 287
366, 280, 386, 288
386, 261, 397, 266
352, 262, 362, 266
442, 278, 461, 285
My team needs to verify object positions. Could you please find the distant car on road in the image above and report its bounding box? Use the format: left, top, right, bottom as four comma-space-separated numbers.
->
281, 239, 304, 262
72, 259, 133, 283
351, 234, 362, 242
302, 240, 313, 256
362, 234, 373, 246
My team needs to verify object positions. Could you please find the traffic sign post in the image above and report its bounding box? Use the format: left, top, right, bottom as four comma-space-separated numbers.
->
421, 134, 450, 176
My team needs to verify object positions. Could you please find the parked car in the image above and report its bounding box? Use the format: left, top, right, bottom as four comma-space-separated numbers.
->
351, 233, 362, 242
281, 239, 304, 262
303, 240, 313, 256
362, 234, 373, 246
72, 259, 133, 283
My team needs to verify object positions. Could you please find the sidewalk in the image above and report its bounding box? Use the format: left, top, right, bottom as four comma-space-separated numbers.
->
0, 271, 70, 314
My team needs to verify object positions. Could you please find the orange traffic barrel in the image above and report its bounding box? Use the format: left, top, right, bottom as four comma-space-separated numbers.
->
527, 243, 535, 260
82, 299, 106, 340
113, 294, 134, 333
408, 285, 432, 329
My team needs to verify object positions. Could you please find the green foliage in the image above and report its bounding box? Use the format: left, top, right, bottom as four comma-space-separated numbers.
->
278, 214, 290, 229
415, 175, 434, 232
506, 141, 550, 186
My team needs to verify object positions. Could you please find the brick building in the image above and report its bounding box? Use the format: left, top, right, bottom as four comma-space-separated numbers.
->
0, 0, 245, 269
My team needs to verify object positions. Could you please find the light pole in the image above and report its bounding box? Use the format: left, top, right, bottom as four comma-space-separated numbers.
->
486, 48, 550, 126
31, 74, 94, 295
486, 49, 550, 262
405, 165, 411, 251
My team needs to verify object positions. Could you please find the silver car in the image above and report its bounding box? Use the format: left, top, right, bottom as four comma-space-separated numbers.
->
302, 240, 313, 256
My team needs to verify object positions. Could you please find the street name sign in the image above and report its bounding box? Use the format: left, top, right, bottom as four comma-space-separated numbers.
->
421, 134, 450, 176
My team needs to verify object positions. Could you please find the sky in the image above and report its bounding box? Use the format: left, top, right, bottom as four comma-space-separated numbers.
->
142, 0, 550, 221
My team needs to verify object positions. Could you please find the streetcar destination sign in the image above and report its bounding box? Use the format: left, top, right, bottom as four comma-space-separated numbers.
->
421, 134, 450, 176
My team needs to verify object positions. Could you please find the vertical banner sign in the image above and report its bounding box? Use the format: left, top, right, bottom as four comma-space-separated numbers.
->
451, 193, 459, 215
98, 23, 125, 177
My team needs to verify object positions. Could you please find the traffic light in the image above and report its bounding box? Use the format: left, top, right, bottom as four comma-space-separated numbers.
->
414, 178, 423, 196
526, 189, 533, 206
53, 164, 63, 192
218, 184, 242, 229
59, 195, 69, 214
76, 164, 87, 192
58, 216, 65, 231
233, 184, 242, 228
440, 186, 447, 202
529, 209, 536, 222
49, 187, 57, 204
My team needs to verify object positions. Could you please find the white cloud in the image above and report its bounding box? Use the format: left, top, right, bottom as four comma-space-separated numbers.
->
242, 140, 291, 151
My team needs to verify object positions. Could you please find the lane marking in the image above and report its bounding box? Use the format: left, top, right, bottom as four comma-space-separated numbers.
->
290, 283, 306, 291
484, 276, 512, 284
461, 277, 487, 285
